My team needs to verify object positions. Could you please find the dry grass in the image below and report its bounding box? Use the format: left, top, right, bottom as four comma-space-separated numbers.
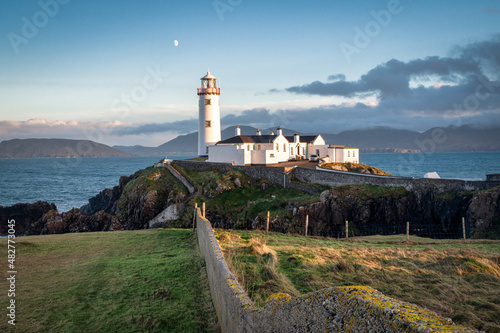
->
215, 230, 500, 333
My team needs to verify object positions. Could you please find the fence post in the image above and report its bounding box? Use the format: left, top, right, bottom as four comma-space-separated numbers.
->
202, 202, 205, 218
462, 217, 466, 242
406, 221, 409, 242
305, 215, 309, 236
345, 220, 349, 239
192, 203, 198, 232
266, 211, 270, 232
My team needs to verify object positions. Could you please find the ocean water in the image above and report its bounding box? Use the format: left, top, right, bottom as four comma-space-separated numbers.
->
360, 152, 500, 180
0, 155, 194, 212
0, 152, 499, 212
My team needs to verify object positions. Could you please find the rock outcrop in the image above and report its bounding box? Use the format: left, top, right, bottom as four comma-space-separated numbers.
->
207, 184, 500, 239
2, 164, 499, 239
80, 174, 135, 215
0, 201, 56, 235
467, 187, 500, 238
0, 166, 189, 236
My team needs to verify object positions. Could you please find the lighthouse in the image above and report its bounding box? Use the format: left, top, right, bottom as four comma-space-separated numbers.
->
197, 71, 221, 156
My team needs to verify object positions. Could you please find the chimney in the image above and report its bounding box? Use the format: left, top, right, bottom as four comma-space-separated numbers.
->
294, 133, 300, 143
277, 126, 283, 136
256, 129, 261, 136
235, 126, 241, 136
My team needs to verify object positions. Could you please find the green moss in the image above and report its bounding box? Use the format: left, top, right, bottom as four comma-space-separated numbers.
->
434, 191, 457, 202
177, 166, 316, 229
116, 166, 188, 219
332, 184, 410, 200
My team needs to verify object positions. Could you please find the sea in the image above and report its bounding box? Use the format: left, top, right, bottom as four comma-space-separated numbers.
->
0, 152, 499, 212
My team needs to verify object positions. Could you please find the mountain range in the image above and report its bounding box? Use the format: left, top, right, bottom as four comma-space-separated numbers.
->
113, 125, 500, 156
1, 125, 498, 158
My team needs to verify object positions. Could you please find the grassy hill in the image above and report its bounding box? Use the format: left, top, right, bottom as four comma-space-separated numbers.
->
215, 230, 500, 333
0, 138, 131, 158
0, 229, 219, 333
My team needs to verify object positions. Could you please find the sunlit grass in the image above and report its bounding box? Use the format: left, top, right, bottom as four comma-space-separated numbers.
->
216, 230, 500, 333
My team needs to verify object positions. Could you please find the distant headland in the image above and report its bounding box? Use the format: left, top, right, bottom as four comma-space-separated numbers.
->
0, 138, 130, 158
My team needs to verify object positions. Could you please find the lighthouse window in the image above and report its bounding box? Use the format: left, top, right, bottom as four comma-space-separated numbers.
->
205, 99, 211, 105
205, 120, 211, 127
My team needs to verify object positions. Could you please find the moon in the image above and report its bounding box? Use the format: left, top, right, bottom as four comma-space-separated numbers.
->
174, 40, 179, 47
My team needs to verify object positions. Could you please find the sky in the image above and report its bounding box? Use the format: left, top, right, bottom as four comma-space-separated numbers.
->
0, 0, 499, 147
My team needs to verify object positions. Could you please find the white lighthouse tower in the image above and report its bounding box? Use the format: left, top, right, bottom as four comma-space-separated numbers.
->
197, 71, 221, 156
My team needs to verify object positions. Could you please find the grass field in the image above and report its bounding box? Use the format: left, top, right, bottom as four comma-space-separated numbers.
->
0, 229, 219, 333
215, 230, 500, 333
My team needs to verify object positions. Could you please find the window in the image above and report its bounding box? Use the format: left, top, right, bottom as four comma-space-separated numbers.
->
316, 149, 320, 155
276, 143, 279, 151
270, 153, 275, 158
247, 145, 250, 151
206, 147, 209, 154
291, 147, 294, 155
258, 145, 261, 150
205, 99, 211, 105
353, 151, 356, 157
348, 151, 350, 157
205, 120, 211, 127
284, 144, 286, 152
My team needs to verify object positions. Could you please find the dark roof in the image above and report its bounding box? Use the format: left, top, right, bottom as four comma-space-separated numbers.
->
217, 134, 322, 145
284, 135, 319, 143
217, 135, 277, 144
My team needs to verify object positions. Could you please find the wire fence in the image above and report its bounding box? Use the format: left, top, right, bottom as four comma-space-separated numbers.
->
344, 220, 470, 240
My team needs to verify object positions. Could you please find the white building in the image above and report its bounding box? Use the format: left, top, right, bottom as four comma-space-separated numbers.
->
198, 71, 221, 156
207, 126, 359, 166
195, 71, 359, 165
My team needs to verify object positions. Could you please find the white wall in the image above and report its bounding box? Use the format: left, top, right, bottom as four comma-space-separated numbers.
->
310, 144, 329, 158
198, 94, 221, 156
272, 135, 291, 162
207, 145, 244, 165
343, 148, 359, 163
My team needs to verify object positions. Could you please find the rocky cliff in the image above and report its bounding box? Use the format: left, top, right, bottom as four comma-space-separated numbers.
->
1, 166, 189, 236
1, 166, 499, 239
201, 181, 500, 240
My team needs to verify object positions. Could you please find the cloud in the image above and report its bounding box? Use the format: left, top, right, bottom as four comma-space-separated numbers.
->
111, 119, 198, 136
221, 108, 274, 127
0, 119, 197, 146
2, 38, 499, 146
284, 37, 500, 116
327, 74, 346, 81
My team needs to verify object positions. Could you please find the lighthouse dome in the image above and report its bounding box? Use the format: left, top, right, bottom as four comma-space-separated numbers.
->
201, 71, 216, 80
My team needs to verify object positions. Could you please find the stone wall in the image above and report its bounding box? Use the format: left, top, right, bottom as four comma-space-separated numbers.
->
196, 209, 480, 332
295, 166, 500, 193
174, 160, 500, 195
164, 163, 196, 194
173, 160, 318, 194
